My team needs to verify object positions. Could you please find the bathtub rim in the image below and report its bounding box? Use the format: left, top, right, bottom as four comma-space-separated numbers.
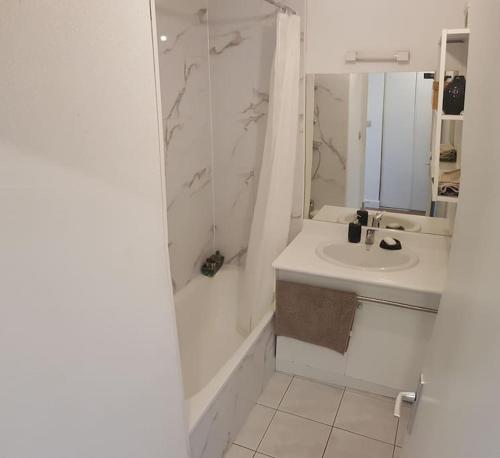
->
186, 309, 275, 433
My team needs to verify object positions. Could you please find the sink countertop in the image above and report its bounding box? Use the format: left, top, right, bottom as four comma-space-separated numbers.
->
313, 205, 452, 236
273, 220, 451, 309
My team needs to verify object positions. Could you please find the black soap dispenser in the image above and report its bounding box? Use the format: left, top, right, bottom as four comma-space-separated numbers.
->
348, 209, 367, 243
356, 210, 369, 226
348, 222, 362, 243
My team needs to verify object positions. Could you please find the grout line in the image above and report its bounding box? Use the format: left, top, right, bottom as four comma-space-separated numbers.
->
333, 387, 346, 426
344, 386, 398, 403
321, 426, 334, 458
333, 426, 397, 447
321, 388, 345, 458
253, 452, 275, 458
257, 373, 294, 410
276, 409, 334, 428
275, 379, 343, 423
253, 374, 294, 457
292, 374, 346, 392
275, 379, 346, 428
254, 408, 278, 455
233, 405, 276, 451
232, 444, 257, 453
257, 372, 295, 410
276, 375, 294, 410
256, 402, 271, 408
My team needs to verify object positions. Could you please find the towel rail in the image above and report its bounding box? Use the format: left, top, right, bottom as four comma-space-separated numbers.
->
357, 296, 438, 314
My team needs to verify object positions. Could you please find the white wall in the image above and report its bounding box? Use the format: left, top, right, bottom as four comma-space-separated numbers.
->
0, 2, 189, 457
345, 73, 368, 208
306, 0, 466, 74
404, 1, 500, 456
364, 73, 385, 207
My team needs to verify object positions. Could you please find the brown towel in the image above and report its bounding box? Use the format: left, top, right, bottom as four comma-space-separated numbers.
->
276, 280, 358, 354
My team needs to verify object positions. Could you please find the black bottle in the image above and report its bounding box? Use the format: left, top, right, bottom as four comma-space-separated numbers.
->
356, 210, 369, 226
348, 222, 362, 243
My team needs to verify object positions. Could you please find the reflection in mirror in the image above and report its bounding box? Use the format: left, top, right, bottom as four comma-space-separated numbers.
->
304, 72, 454, 236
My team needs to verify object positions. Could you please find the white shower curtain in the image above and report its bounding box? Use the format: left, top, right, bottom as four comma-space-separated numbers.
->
238, 12, 301, 334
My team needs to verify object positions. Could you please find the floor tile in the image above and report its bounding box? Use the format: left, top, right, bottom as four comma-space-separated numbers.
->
258, 411, 331, 458
258, 372, 293, 409
234, 404, 275, 450
254, 454, 272, 458
396, 405, 411, 447
335, 390, 398, 444
224, 444, 254, 458
279, 376, 344, 425
393, 446, 403, 458
324, 428, 394, 458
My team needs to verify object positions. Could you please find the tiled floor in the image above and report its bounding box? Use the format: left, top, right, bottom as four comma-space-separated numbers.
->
225, 372, 409, 458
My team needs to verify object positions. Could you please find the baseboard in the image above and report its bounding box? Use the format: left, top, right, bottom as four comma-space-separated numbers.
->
276, 358, 401, 399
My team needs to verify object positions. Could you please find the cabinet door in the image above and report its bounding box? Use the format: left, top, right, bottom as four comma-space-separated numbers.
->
277, 335, 348, 377
345, 302, 436, 392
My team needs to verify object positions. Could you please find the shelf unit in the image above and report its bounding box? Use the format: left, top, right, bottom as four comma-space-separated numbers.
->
431, 28, 470, 203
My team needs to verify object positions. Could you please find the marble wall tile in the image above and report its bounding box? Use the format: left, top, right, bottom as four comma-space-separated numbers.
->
209, 0, 306, 262
208, 0, 276, 265
156, 0, 215, 292
157, 0, 306, 288
311, 74, 350, 212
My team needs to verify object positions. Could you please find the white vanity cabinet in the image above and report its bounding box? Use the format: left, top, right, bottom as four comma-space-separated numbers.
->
277, 302, 436, 397
273, 220, 448, 398
345, 302, 435, 392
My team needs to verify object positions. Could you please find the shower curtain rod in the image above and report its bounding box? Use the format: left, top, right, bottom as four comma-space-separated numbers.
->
264, 0, 297, 15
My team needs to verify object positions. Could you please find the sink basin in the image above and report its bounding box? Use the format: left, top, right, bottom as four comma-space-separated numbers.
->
341, 213, 421, 232
316, 242, 419, 271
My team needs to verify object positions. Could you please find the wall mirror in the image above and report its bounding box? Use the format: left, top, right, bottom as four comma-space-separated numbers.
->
304, 72, 456, 236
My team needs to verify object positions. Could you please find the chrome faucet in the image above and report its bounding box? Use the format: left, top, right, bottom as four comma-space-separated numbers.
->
372, 211, 385, 228
365, 229, 376, 246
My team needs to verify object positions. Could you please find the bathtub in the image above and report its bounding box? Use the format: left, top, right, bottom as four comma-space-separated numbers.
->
174, 265, 275, 458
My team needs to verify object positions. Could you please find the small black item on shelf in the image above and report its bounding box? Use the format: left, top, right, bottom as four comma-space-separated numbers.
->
348, 222, 362, 244
356, 210, 369, 226
201, 251, 225, 277
380, 239, 402, 251
443, 75, 466, 115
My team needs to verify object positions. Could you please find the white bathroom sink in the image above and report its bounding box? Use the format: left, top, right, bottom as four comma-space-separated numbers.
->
341, 213, 422, 232
316, 242, 420, 271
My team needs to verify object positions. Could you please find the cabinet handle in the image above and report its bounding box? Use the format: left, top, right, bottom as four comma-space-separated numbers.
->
394, 392, 416, 418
